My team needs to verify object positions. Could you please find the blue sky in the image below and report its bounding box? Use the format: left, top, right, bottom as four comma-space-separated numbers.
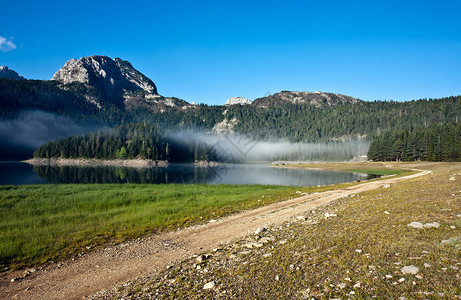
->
1, 0, 460, 105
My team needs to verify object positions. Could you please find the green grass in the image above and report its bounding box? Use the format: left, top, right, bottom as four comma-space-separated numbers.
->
0, 183, 313, 270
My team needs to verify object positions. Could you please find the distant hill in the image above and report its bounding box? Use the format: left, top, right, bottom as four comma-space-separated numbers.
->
251, 91, 361, 107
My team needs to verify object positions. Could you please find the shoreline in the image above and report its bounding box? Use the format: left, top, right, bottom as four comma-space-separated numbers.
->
23, 158, 221, 168
23, 158, 169, 168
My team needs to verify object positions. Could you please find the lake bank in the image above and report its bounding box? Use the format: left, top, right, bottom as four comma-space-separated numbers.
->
24, 158, 169, 168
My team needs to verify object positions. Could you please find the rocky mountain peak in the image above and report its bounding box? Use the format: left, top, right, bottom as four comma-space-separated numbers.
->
51, 55, 157, 95
0, 66, 25, 80
225, 97, 252, 106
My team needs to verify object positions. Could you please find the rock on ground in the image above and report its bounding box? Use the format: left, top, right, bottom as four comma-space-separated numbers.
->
401, 265, 420, 275
407, 222, 424, 229
423, 222, 440, 228
203, 281, 215, 290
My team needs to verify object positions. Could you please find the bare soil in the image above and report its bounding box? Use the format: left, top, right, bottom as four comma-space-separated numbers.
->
0, 168, 430, 300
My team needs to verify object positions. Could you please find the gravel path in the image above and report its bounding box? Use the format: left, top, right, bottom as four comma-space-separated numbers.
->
0, 170, 431, 299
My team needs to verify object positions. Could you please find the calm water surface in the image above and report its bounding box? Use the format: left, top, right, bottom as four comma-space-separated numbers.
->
0, 162, 374, 186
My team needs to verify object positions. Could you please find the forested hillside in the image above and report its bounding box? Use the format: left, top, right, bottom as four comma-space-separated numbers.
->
34, 123, 217, 163
223, 96, 461, 142
368, 122, 461, 162
0, 79, 102, 119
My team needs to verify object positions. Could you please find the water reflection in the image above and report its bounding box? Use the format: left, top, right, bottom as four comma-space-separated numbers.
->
0, 162, 377, 186
28, 164, 373, 186
0, 162, 46, 185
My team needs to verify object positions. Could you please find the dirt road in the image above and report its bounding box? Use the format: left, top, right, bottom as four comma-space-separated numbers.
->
0, 169, 431, 299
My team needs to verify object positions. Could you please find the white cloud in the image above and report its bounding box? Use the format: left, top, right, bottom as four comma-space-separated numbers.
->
0, 35, 17, 52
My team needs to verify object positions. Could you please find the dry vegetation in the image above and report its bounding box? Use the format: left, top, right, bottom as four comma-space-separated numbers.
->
101, 162, 461, 299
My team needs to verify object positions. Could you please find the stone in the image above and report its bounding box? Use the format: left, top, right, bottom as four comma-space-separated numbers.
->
383, 184, 391, 188
244, 242, 263, 249
401, 265, 420, 275
449, 177, 455, 181
338, 283, 347, 289
424, 222, 440, 228
254, 227, 265, 235
258, 237, 272, 244
407, 222, 424, 229
203, 281, 215, 290
324, 212, 337, 218
296, 215, 307, 221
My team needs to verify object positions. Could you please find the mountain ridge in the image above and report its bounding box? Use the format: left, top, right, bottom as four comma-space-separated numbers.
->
0, 66, 25, 80
251, 90, 361, 107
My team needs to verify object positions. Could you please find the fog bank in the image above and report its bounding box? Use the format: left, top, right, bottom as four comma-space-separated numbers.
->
168, 130, 370, 162
0, 111, 103, 160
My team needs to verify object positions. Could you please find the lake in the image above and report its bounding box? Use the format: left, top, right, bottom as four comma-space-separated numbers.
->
0, 162, 375, 186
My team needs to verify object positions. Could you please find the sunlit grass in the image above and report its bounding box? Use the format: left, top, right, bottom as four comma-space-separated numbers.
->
0, 183, 322, 270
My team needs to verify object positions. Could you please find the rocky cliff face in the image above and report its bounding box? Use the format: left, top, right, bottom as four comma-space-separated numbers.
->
0, 66, 25, 80
252, 91, 361, 107
114, 58, 157, 94
225, 97, 252, 106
